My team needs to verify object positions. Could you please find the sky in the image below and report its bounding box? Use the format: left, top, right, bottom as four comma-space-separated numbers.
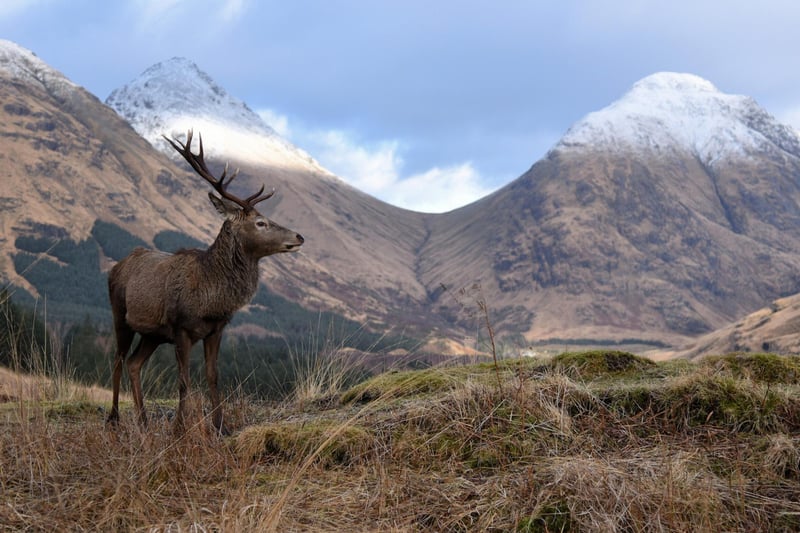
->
3, 1, 800, 212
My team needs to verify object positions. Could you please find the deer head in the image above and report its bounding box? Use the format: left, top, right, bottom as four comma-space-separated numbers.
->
164, 129, 304, 258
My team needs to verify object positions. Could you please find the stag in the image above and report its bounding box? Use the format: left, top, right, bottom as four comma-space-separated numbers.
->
106, 130, 304, 434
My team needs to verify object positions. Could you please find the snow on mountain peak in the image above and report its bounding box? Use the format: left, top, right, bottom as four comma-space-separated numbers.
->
106, 57, 324, 173
631, 72, 718, 94
556, 72, 800, 164
0, 39, 77, 96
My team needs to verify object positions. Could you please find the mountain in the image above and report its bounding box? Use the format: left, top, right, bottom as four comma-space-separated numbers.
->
106, 58, 323, 173
0, 43, 452, 351
420, 73, 800, 346
5, 38, 800, 353
105, 63, 800, 348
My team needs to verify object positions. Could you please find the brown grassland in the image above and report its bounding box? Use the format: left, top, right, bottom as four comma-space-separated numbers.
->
1, 350, 800, 532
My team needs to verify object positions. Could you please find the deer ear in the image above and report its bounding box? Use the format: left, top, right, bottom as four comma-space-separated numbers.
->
208, 192, 242, 219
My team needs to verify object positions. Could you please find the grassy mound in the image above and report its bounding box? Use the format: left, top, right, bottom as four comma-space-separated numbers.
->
700, 352, 800, 383
552, 349, 657, 378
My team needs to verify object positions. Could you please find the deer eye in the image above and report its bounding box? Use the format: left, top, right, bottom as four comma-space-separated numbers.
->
256, 220, 268, 228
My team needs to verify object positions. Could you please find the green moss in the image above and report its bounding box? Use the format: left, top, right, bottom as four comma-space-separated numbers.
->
599, 383, 657, 416
341, 368, 460, 403
659, 374, 789, 433
552, 350, 656, 379
701, 353, 800, 384
45, 400, 101, 420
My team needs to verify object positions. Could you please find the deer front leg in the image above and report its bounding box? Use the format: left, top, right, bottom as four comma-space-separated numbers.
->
203, 330, 229, 435
174, 330, 192, 433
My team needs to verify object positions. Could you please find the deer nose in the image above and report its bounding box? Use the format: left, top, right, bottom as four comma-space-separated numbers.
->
296, 234, 304, 244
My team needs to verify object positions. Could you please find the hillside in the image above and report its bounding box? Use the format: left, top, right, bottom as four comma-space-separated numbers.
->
104, 57, 446, 335
0, 41, 218, 309
110, 63, 800, 348
664, 293, 800, 359
2, 351, 799, 530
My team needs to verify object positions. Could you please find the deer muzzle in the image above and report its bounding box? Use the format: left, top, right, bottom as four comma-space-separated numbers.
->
284, 233, 304, 252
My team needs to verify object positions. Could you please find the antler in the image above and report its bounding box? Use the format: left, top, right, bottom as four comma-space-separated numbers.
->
163, 129, 275, 211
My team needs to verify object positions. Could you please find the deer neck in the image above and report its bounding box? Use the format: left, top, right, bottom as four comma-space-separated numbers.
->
204, 221, 260, 307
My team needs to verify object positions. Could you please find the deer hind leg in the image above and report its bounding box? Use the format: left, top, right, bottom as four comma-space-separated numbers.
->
106, 320, 135, 426
203, 330, 229, 435
126, 335, 161, 428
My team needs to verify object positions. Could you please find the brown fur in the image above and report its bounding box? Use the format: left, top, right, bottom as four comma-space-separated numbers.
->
106, 134, 303, 435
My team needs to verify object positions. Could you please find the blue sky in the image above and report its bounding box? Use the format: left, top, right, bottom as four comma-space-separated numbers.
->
3, 0, 800, 212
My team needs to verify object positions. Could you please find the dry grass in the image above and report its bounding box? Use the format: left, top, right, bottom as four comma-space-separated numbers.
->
2, 350, 800, 531
0, 364, 115, 403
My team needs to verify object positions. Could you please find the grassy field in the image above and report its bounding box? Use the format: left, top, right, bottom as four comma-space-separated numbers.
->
1, 350, 799, 531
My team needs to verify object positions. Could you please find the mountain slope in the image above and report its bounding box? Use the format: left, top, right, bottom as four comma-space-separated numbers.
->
420, 73, 800, 345
0, 43, 449, 346
0, 42, 437, 344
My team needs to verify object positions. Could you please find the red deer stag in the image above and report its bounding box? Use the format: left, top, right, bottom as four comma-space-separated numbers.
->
106, 130, 304, 434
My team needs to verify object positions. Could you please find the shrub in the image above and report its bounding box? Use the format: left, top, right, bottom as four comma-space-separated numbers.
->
91, 220, 147, 261
153, 230, 206, 253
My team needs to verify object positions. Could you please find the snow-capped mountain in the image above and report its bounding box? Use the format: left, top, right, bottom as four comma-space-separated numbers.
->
557, 72, 800, 165
106, 58, 325, 173
420, 72, 800, 345
0, 39, 77, 95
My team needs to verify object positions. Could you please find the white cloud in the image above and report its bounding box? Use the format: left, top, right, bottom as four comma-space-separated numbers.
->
303, 130, 402, 193
257, 108, 292, 137
131, 0, 248, 30
387, 163, 494, 213
777, 105, 800, 134
0, 0, 50, 19
219, 0, 248, 23
256, 109, 494, 212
